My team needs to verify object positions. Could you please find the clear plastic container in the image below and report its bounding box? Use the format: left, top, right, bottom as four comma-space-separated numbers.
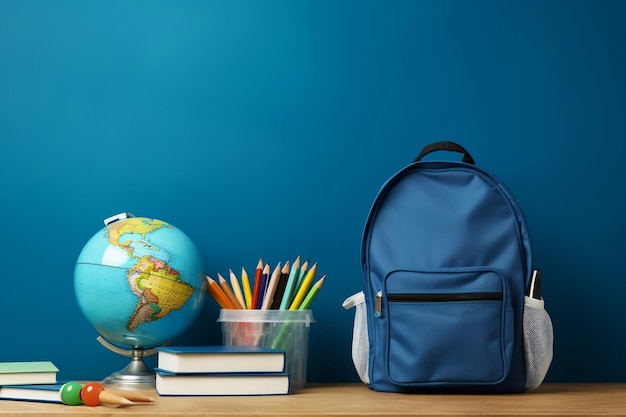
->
217, 309, 315, 392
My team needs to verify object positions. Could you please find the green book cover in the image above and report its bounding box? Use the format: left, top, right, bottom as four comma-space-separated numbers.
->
0, 362, 58, 374
0, 362, 58, 385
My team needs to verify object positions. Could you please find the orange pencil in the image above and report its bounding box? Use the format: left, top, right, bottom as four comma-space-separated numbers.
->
218, 273, 244, 309
251, 258, 263, 309
205, 276, 236, 309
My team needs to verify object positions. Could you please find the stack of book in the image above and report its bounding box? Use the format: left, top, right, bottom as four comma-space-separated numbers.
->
155, 345, 290, 396
0, 361, 63, 403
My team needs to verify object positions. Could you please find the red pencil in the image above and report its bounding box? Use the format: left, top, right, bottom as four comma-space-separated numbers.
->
250, 258, 263, 310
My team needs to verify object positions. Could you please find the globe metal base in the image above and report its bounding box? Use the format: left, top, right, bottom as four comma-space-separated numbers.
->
96, 336, 158, 390
102, 356, 156, 390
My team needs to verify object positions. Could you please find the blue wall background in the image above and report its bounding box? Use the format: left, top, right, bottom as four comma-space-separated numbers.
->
1, 0, 625, 383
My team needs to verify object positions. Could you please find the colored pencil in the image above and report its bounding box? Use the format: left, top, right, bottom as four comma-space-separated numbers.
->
229, 269, 246, 309
256, 263, 270, 309
106, 388, 155, 402
96, 390, 135, 405
261, 262, 282, 310
270, 261, 290, 309
295, 259, 309, 290
298, 275, 326, 310
218, 273, 244, 309
251, 258, 264, 309
289, 262, 318, 310
205, 275, 236, 309
241, 266, 252, 309
279, 256, 301, 310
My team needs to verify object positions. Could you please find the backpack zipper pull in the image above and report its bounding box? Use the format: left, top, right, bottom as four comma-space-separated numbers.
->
374, 291, 383, 317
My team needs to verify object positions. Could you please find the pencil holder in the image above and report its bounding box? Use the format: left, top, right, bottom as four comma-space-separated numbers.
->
217, 310, 315, 392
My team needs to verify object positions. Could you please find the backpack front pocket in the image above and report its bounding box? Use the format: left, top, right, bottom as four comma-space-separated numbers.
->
382, 268, 514, 386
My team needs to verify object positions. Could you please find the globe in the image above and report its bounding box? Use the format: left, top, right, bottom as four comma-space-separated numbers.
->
74, 213, 206, 353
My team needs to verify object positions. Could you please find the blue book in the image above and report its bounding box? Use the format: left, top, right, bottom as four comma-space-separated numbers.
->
155, 370, 290, 396
155, 345, 286, 374
0, 382, 64, 403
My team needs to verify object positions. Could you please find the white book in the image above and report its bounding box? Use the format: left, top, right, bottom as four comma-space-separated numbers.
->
155, 370, 290, 396
0, 383, 64, 403
156, 345, 285, 374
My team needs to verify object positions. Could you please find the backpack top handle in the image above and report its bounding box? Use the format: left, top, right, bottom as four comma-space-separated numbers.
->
413, 141, 476, 165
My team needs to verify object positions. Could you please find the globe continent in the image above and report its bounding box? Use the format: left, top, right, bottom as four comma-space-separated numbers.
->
74, 217, 206, 348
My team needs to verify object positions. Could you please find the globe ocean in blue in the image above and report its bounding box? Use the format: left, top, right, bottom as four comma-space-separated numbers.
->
74, 215, 206, 349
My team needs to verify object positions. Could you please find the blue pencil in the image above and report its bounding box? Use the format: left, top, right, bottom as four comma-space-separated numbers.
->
256, 263, 270, 309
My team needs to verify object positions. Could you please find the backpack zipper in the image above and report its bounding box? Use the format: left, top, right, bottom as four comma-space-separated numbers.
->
374, 291, 502, 318
374, 291, 382, 317
388, 292, 503, 302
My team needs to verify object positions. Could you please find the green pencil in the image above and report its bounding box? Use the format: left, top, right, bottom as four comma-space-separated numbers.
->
298, 275, 325, 310
279, 256, 301, 310
271, 275, 326, 351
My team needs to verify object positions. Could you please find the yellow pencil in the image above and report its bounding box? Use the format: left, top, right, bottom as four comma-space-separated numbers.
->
241, 266, 252, 309
289, 262, 318, 310
218, 273, 244, 309
298, 275, 325, 310
229, 269, 247, 309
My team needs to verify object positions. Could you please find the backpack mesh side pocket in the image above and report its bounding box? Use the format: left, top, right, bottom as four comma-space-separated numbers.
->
523, 296, 554, 390
342, 291, 370, 384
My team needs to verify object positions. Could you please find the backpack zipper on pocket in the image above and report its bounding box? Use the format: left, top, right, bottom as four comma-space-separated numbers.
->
388, 292, 503, 303
374, 291, 383, 317
375, 291, 502, 318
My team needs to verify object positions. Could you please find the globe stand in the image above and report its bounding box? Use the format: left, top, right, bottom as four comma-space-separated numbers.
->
97, 336, 157, 390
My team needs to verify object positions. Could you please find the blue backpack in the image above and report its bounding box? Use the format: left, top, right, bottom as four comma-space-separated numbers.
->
344, 141, 553, 393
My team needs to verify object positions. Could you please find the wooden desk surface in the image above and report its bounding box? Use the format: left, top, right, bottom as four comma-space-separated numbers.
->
0, 383, 624, 416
